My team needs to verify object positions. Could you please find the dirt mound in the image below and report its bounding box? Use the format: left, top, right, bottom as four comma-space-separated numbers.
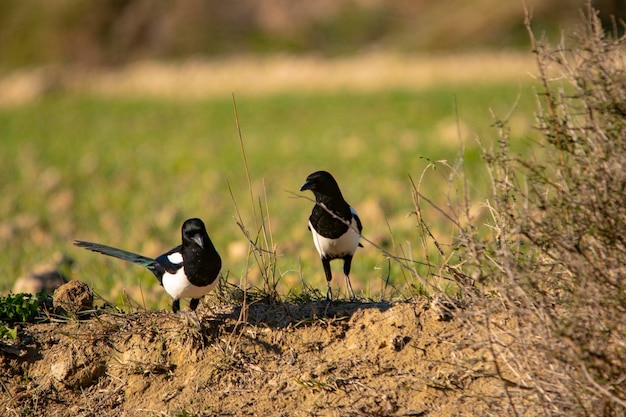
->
1, 299, 521, 416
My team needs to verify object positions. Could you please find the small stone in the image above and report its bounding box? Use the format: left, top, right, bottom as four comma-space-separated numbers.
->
391, 335, 411, 352
50, 360, 70, 382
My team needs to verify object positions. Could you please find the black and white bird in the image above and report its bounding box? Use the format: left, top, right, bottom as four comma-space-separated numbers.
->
300, 170, 363, 300
74, 218, 221, 313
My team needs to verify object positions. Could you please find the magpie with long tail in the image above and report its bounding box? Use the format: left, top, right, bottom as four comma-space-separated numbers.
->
74, 218, 221, 313
300, 170, 363, 300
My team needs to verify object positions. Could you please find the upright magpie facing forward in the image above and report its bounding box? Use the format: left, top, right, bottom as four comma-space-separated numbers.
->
74, 218, 221, 313
300, 171, 363, 300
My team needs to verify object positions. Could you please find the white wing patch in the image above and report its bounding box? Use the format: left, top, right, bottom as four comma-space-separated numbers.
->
349, 206, 361, 234
167, 252, 183, 264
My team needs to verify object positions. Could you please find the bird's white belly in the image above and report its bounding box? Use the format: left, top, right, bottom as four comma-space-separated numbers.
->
162, 267, 219, 300
310, 218, 361, 259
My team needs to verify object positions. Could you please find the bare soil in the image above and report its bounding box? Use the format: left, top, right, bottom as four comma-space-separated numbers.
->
0, 296, 530, 417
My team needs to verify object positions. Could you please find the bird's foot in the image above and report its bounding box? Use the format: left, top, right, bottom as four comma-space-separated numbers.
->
325, 285, 333, 303
178, 309, 202, 332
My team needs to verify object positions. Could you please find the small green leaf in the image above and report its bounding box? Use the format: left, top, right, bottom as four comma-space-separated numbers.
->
0, 293, 40, 324
0, 323, 18, 340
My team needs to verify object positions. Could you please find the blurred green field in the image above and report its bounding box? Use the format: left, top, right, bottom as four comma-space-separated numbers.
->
0, 81, 539, 308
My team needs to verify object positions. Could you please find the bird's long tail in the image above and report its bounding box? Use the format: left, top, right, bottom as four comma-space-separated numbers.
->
74, 240, 158, 272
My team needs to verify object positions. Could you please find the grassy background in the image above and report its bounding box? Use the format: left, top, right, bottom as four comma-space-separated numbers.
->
0, 81, 539, 308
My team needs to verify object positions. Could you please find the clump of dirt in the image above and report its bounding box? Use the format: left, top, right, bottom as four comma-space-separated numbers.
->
1, 298, 526, 416
52, 280, 93, 313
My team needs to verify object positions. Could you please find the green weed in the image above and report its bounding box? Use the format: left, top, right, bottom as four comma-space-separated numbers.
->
0, 292, 42, 340
0, 292, 40, 323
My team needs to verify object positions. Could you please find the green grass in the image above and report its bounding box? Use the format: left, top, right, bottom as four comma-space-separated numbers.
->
0, 83, 539, 308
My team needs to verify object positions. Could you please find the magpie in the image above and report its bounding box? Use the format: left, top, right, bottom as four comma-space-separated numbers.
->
300, 170, 363, 300
74, 218, 221, 313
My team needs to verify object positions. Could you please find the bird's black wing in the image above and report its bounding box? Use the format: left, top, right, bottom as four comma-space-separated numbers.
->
309, 203, 352, 239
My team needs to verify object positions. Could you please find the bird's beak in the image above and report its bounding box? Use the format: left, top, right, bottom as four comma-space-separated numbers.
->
300, 181, 312, 192
192, 235, 204, 248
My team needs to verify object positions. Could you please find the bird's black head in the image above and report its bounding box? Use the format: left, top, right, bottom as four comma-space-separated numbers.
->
181, 218, 208, 249
300, 170, 344, 199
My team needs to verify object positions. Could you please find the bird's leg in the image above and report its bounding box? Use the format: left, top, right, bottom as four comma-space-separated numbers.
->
189, 298, 202, 327
322, 258, 333, 301
344, 276, 356, 301
343, 256, 356, 300
179, 310, 202, 332
172, 299, 181, 314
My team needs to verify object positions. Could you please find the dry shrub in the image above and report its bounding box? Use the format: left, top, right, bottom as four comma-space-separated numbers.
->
466, 4, 625, 415
409, 3, 625, 415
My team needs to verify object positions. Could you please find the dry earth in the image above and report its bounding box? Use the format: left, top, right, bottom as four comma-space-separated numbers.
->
0, 288, 532, 417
